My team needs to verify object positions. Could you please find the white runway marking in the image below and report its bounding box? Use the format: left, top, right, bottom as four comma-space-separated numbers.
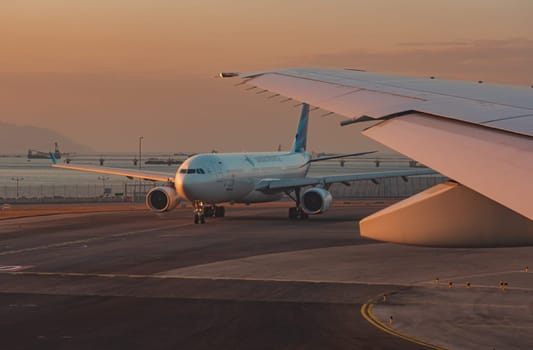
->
0, 223, 193, 257
0, 265, 33, 272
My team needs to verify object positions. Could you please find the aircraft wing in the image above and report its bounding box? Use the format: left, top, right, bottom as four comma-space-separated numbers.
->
223, 68, 533, 220
223, 68, 533, 246
308, 151, 376, 163
255, 168, 437, 193
51, 163, 175, 183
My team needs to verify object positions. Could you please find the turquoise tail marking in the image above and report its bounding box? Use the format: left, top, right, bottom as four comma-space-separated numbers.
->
291, 103, 310, 153
49, 152, 57, 164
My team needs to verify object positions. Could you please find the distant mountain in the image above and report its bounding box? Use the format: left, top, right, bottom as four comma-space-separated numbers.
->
0, 121, 92, 154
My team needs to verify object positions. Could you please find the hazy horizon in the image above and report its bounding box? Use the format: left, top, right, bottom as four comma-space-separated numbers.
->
1, 1, 532, 152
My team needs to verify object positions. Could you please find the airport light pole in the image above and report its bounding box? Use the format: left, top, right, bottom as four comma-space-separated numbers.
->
139, 136, 144, 170
11, 177, 24, 199
137, 136, 144, 202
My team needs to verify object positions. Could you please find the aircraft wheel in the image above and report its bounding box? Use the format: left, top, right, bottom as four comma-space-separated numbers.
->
299, 211, 309, 220
288, 207, 298, 220
204, 207, 213, 217
215, 206, 225, 217
200, 214, 206, 224
194, 214, 199, 224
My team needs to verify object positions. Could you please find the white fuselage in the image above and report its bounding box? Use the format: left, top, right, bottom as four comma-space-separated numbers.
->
175, 152, 311, 204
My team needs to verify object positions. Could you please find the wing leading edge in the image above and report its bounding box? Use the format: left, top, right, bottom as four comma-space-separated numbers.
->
51, 163, 175, 183
227, 68, 533, 137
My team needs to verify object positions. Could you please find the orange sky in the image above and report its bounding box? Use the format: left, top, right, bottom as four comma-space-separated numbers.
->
1, 1, 533, 152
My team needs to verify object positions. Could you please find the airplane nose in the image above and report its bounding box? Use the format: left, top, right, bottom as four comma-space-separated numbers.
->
176, 174, 202, 201
175, 175, 189, 200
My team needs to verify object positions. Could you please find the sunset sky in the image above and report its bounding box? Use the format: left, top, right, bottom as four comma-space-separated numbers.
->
1, 0, 533, 152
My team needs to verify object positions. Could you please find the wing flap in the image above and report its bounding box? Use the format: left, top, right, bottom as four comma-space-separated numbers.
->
362, 112, 533, 219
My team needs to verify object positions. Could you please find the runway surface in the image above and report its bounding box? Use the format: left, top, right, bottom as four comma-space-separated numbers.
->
1, 204, 532, 349
0, 204, 421, 350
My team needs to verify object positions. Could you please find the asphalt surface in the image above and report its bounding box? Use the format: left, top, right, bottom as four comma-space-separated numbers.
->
0, 204, 425, 350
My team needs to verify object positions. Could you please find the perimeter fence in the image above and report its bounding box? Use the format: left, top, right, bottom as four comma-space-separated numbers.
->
328, 175, 446, 199
0, 182, 154, 203
0, 175, 447, 204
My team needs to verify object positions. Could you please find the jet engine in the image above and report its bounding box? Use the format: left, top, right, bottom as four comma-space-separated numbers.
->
301, 187, 333, 215
146, 186, 180, 212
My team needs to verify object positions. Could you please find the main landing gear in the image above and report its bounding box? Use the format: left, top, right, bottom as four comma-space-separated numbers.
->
288, 207, 308, 220
192, 201, 225, 224
286, 188, 309, 220
204, 205, 225, 218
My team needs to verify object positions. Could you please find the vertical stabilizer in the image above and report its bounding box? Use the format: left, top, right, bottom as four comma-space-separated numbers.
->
291, 103, 310, 153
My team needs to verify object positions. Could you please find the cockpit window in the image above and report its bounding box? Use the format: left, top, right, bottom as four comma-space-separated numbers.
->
180, 168, 205, 174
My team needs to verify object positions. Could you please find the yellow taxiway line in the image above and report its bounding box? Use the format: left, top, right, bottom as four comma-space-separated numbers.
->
360, 299, 447, 350
0, 269, 525, 349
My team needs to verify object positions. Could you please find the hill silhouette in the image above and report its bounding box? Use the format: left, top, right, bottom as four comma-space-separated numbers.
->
0, 121, 92, 154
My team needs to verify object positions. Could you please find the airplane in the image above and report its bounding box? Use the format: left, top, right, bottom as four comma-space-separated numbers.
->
220, 68, 533, 247
50, 103, 435, 224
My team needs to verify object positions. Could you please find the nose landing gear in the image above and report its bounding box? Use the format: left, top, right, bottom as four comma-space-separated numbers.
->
193, 201, 206, 224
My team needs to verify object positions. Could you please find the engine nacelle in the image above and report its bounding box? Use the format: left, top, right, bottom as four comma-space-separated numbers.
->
146, 186, 180, 212
301, 187, 333, 215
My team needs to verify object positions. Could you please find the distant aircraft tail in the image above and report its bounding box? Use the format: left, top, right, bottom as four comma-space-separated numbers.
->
49, 152, 57, 164
291, 103, 310, 153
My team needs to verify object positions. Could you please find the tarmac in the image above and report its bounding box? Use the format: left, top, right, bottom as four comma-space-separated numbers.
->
0, 203, 532, 349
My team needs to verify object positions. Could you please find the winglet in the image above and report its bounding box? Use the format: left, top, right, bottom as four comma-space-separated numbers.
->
49, 152, 57, 164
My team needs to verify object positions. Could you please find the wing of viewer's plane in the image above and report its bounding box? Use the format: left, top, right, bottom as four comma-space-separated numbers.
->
222, 68, 533, 246
255, 168, 436, 192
